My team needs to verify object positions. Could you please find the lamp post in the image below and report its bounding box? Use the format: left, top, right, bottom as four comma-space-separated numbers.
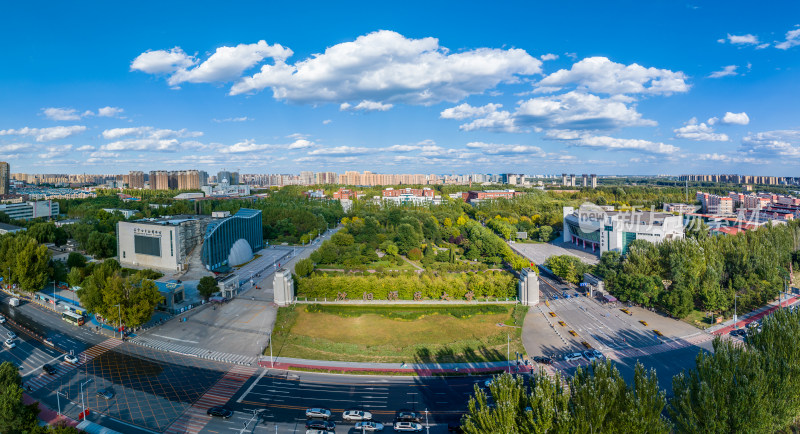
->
56, 388, 66, 415
80, 378, 92, 419
507, 333, 511, 373
425, 409, 429, 434
733, 294, 738, 328
114, 304, 121, 339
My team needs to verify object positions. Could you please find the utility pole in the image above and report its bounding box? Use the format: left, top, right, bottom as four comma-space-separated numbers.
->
80, 378, 92, 419
425, 409, 429, 434
734, 294, 738, 327
114, 304, 122, 338
56, 388, 66, 415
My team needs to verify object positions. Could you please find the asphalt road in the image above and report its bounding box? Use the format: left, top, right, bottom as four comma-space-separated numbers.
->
203, 370, 485, 433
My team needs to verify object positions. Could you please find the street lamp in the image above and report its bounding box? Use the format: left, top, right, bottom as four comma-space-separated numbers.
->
80, 378, 92, 419
425, 409, 430, 434
733, 294, 738, 328
114, 304, 121, 339
56, 388, 66, 416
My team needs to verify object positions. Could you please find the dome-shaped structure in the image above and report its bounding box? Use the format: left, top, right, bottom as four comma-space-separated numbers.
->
228, 238, 254, 266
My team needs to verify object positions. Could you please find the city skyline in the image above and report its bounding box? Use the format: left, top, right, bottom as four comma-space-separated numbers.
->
1, 1, 800, 175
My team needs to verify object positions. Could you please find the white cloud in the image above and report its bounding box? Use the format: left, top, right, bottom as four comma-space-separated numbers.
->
695, 152, 768, 164
0, 125, 87, 142
546, 130, 679, 155
459, 109, 519, 133
540, 53, 559, 61
776, 28, 800, 50
465, 142, 546, 155
131, 47, 196, 74
38, 145, 73, 159
1, 143, 33, 153
212, 116, 251, 123
726, 33, 759, 45
308, 146, 371, 155
741, 130, 800, 158
674, 117, 729, 141
167, 41, 293, 86
42, 108, 81, 121
223, 30, 542, 105
322, 119, 332, 125
340, 100, 394, 112
721, 111, 750, 125
103, 138, 181, 151
440, 103, 503, 120
709, 65, 738, 78
757, 43, 770, 49
221, 139, 275, 153
514, 91, 656, 130
76, 145, 94, 151
96, 106, 124, 117
537, 56, 689, 95
101, 126, 202, 140
288, 139, 314, 149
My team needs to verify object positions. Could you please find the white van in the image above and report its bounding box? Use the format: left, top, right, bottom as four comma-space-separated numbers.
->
9, 298, 19, 307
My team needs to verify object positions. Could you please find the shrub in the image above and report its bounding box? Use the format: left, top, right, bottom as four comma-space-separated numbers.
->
407, 248, 423, 261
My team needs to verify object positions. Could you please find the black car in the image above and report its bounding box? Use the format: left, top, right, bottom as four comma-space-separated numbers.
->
305, 419, 336, 431
533, 356, 553, 365
206, 406, 233, 419
729, 328, 745, 337
42, 364, 57, 375
396, 411, 421, 423
96, 388, 114, 400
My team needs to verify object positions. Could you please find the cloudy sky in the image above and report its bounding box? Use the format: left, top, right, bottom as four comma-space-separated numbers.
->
1, 1, 799, 175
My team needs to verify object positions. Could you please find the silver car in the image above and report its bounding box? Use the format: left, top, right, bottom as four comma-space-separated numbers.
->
393, 422, 423, 432
305, 408, 332, 419
356, 421, 384, 431
343, 410, 373, 421
564, 352, 583, 362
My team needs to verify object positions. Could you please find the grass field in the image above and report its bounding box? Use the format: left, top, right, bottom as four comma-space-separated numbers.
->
268, 304, 527, 363
317, 259, 417, 271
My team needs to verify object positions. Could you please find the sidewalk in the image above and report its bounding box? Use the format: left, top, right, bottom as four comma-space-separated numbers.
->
23, 393, 79, 428
258, 356, 516, 376
708, 292, 800, 335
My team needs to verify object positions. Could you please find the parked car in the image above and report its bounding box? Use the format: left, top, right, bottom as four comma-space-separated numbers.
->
306, 408, 332, 419
533, 356, 553, 365
305, 420, 336, 431
583, 350, 597, 361
206, 406, 233, 419
343, 409, 372, 421
730, 328, 747, 337
395, 411, 421, 423
6, 331, 16, 339
42, 364, 57, 375
355, 421, 384, 431
564, 352, 583, 362
64, 354, 79, 364
590, 349, 604, 359
0, 314, 6, 323
96, 388, 114, 400
393, 421, 423, 432
305, 430, 334, 434
3, 339, 15, 349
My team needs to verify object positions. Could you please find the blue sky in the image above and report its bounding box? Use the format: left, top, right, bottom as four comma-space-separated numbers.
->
1, 1, 799, 176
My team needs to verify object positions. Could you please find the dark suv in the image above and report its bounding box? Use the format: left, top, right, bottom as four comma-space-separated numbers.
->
396, 411, 421, 423
206, 406, 233, 419
305, 419, 336, 431
42, 364, 57, 375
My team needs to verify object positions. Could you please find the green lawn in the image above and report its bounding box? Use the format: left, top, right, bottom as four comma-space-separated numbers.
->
317, 259, 417, 271
681, 309, 718, 330
268, 304, 528, 363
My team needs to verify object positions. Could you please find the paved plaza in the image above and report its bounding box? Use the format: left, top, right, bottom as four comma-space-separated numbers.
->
511, 239, 599, 267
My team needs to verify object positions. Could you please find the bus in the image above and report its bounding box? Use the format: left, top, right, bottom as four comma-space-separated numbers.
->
62, 311, 86, 326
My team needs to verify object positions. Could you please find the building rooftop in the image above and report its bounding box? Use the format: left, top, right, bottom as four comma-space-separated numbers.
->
0, 222, 24, 232
132, 215, 208, 226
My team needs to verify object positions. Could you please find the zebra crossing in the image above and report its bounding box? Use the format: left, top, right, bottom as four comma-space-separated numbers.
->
25, 338, 121, 392
165, 364, 259, 434
552, 332, 715, 369
130, 336, 258, 366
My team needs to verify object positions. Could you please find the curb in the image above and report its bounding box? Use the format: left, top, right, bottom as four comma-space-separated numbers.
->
258, 361, 513, 376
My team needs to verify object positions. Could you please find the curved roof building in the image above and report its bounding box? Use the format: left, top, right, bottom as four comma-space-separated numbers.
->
202, 208, 263, 272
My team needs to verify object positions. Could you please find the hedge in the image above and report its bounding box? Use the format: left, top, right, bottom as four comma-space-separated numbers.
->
296, 271, 517, 300
305, 304, 509, 319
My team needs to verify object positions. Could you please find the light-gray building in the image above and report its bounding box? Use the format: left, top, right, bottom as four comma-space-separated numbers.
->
117, 216, 208, 272
0, 200, 59, 220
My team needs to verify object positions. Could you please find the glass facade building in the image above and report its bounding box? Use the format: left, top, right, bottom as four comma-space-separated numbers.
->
202, 208, 263, 272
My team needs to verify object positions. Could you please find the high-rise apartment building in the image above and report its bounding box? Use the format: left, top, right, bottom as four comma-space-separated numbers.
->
0, 162, 9, 195
149, 171, 170, 190
127, 171, 145, 189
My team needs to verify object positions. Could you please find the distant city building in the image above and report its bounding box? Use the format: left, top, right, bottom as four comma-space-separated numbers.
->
0, 200, 59, 220
332, 188, 362, 200
0, 162, 9, 195
200, 178, 251, 197
663, 203, 698, 214
680, 174, 800, 186
15, 187, 96, 200
381, 187, 440, 205
563, 206, 685, 255
0, 222, 24, 235
126, 171, 145, 189
102, 208, 137, 219
462, 190, 524, 203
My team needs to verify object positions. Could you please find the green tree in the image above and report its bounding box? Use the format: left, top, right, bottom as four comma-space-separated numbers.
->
395, 223, 422, 254
66, 252, 87, 269
0, 361, 41, 434
66, 267, 84, 289
197, 276, 218, 299
15, 237, 51, 293
538, 225, 553, 242
85, 231, 116, 258
294, 258, 314, 278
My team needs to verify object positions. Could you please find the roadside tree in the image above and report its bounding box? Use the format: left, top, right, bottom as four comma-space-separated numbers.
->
197, 275, 219, 299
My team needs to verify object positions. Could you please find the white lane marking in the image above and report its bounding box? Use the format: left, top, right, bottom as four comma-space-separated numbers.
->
150, 334, 200, 343
237, 368, 268, 403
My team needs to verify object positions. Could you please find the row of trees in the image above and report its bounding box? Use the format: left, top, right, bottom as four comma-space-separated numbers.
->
595, 221, 800, 318
0, 233, 51, 293
0, 362, 81, 433
463, 308, 800, 433
73, 259, 163, 328
297, 271, 517, 300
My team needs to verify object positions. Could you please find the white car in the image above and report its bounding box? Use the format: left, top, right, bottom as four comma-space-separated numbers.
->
343, 410, 373, 421
355, 421, 384, 431
6, 331, 16, 339
393, 422, 423, 432
64, 354, 79, 364
0, 315, 6, 323
564, 352, 583, 362
305, 408, 332, 419
3, 339, 15, 349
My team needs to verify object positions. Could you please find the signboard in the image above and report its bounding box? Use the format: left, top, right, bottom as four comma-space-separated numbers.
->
516, 231, 528, 239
